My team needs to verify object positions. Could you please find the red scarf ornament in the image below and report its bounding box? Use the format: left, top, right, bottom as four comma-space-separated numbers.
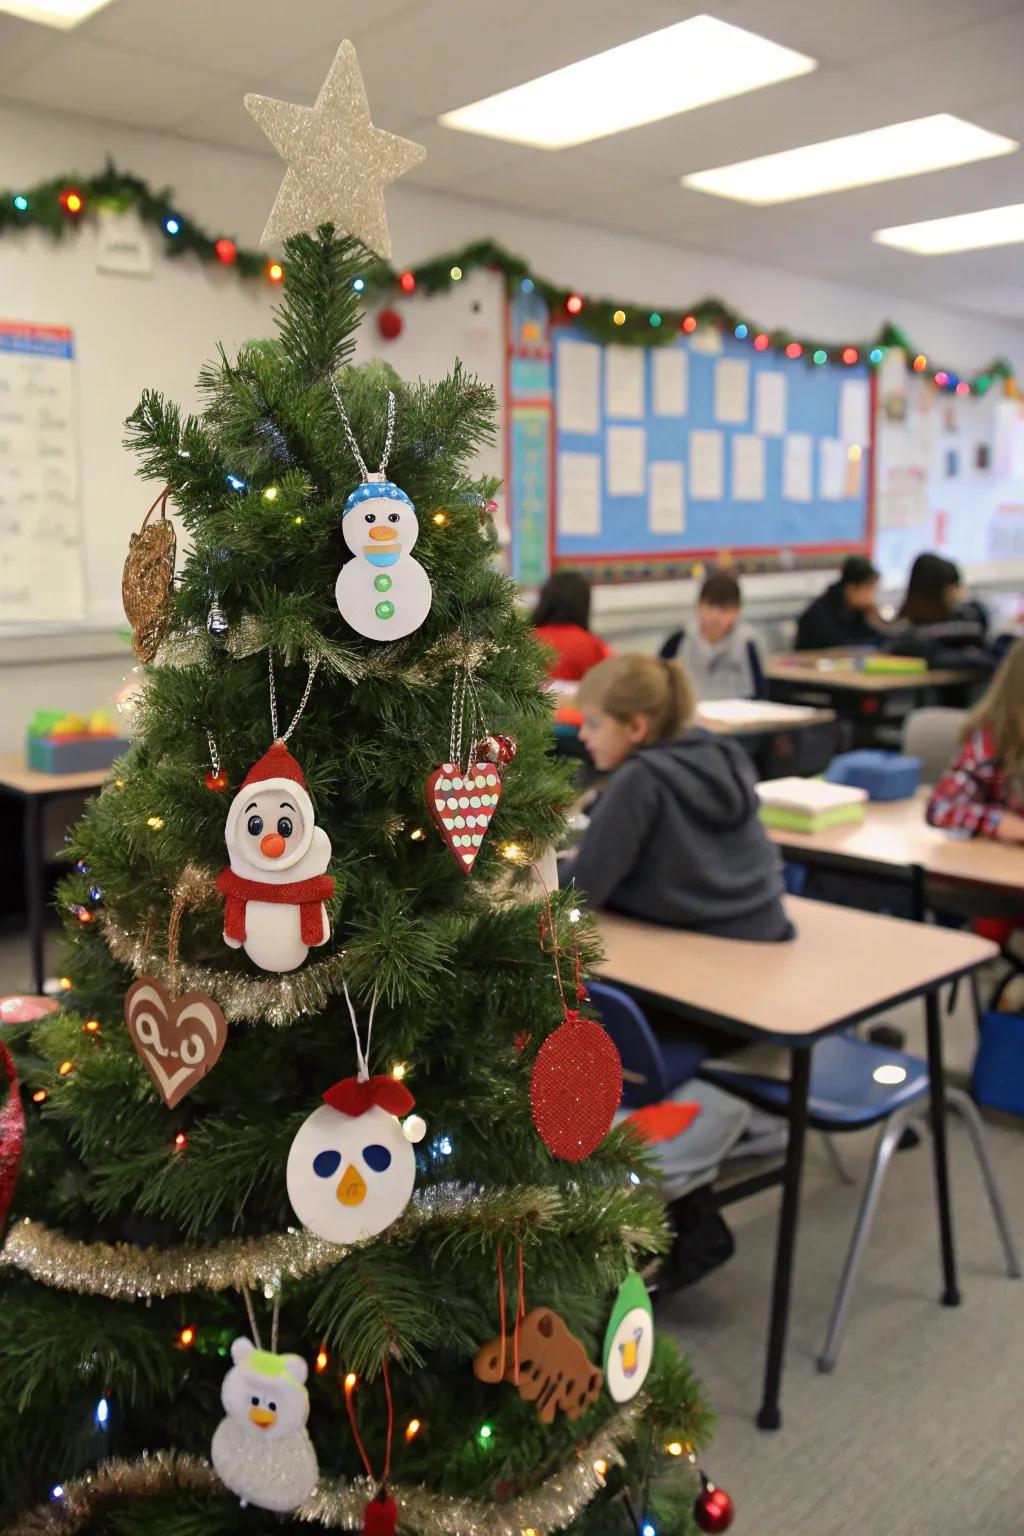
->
215, 868, 334, 947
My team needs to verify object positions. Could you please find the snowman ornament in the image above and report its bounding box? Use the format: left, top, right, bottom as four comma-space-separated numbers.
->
216, 740, 334, 973
287, 1073, 425, 1246
212, 1336, 318, 1513
335, 476, 432, 641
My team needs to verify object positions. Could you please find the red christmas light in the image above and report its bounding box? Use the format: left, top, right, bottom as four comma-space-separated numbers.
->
934, 371, 949, 387
842, 347, 859, 365
566, 294, 584, 316
173, 1131, 187, 1149
215, 238, 237, 265
753, 333, 770, 351
682, 315, 697, 333
913, 354, 927, 371
399, 271, 416, 293
956, 380, 970, 396
60, 189, 83, 214
785, 342, 802, 359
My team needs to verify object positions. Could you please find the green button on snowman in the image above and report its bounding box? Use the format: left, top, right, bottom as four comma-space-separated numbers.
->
335, 475, 432, 640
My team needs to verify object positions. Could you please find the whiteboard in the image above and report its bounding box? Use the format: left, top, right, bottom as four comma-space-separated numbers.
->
0, 321, 84, 622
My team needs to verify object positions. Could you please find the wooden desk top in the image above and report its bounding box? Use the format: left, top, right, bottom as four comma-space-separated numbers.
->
593, 897, 995, 1043
695, 699, 835, 736
0, 753, 110, 796
767, 789, 1024, 896
765, 651, 973, 692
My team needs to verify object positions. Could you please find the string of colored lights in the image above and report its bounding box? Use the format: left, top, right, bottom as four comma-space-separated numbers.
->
1, 165, 1014, 396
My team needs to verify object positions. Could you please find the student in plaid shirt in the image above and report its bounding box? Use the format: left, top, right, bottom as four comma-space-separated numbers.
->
926, 639, 1024, 843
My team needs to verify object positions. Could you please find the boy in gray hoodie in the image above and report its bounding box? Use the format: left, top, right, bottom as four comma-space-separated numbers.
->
569, 655, 789, 943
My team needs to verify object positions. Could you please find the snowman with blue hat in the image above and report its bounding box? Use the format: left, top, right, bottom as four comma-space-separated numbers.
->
335, 474, 432, 640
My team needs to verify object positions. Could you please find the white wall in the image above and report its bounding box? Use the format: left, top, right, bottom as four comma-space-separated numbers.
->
1, 99, 1023, 747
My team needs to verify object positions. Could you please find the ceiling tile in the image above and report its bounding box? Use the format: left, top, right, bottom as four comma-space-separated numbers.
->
0, 14, 57, 86
3, 35, 249, 130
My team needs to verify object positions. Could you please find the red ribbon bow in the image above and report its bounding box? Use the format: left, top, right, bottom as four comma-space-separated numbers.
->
323, 1073, 415, 1119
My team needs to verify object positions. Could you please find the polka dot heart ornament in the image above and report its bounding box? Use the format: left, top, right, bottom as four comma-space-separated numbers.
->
425, 667, 509, 874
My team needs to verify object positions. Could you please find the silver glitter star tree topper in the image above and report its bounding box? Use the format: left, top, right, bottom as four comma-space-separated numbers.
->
245, 39, 426, 259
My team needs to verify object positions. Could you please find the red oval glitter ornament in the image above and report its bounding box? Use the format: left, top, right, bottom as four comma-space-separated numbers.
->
530, 1017, 621, 1161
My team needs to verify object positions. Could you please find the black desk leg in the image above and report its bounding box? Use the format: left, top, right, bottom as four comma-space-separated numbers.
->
22, 793, 46, 996
757, 1045, 812, 1431
924, 988, 961, 1307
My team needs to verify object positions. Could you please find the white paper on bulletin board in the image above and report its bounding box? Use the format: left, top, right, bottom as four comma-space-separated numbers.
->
0, 322, 84, 622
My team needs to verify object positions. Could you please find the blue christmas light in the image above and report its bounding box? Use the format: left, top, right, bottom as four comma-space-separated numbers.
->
642, 1524, 656, 1536
734, 323, 748, 340
75, 859, 89, 875
13, 195, 28, 212
95, 1397, 109, 1428
628, 1171, 641, 1185
88, 885, 103, 903
164, 216, 180, 236
226, 474, 247, 492
521, 277, 534, 294
353, 277, 365, 292
50, 1486, 64, 1500
869, 347, 884, 365
430, 1134, 454, 1159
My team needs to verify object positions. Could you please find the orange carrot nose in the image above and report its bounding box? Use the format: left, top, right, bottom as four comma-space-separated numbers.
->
368, 525, 397, 541
260, 832, 287, 857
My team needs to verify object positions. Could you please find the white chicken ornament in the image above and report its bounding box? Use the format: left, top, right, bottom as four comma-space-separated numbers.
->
216, 741, 334, 973
211, 1337, 318, 1513
335, 477, 432, 640
287, 1073, 423, 1245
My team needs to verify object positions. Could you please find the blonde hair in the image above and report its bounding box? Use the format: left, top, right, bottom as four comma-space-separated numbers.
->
962, 638, 1024, 777
577, 654, 695, 741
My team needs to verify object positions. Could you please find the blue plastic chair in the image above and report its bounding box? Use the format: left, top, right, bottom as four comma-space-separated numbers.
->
587, 980, 706, 1108
700, 1034, 1020, 1370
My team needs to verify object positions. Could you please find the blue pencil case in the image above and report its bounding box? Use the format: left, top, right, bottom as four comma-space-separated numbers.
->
826, 750, 921, 802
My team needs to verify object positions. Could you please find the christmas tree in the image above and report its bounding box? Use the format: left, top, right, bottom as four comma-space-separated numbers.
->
0, 43, 716, 1536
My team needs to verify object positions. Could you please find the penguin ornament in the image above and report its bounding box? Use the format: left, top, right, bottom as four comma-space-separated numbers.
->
335, 476, 432, 641
216, 741, 334, 973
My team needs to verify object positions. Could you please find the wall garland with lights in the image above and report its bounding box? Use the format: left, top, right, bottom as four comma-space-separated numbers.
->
1, 163, 1017, 397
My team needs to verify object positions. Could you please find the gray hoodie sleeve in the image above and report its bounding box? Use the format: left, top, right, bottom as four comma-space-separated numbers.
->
569, 760, 659, 909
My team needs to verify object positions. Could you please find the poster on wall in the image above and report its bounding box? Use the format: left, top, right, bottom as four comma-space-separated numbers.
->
0, 322, 84, 623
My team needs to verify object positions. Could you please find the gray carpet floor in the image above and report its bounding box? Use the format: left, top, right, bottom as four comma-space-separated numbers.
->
4, 923, 1024, 1533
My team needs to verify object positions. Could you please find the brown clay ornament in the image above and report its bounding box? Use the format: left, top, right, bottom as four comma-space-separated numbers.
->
124, 976, 227, 1109
473, 1306, 603, 1424
122, 486, 176, 662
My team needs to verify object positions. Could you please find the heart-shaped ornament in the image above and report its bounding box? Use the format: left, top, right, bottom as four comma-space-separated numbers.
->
425, 761, 502, 873
124, 976, 228, 1108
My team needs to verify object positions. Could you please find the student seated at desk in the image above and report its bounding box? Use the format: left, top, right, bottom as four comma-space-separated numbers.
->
794, 554, 882, 651
532, 569, 612, 682
927, 638, 1024, 844
659, 571, 765, 700
890, 553, 991, 668
567, 655, 790, 941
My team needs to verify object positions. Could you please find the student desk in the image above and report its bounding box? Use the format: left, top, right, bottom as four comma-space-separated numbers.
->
0, 756, 109, 993
764, 650, 977, 745
592, 897, 996, 1430
766, 789, 1024, 908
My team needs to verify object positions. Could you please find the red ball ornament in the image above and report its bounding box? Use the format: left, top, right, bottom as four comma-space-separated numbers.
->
204, 768, 229, 792
530, 1017, 621, 1161
474, 734, 503, 765
495, 734, 517, 765
694, 1482, 735, 1533
362, 1487, 398, 1536
377, 307, 404, 341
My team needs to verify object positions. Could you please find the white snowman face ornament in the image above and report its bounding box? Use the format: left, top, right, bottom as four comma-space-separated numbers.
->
335, 478, 433, 641
286, 1073, 423, 1245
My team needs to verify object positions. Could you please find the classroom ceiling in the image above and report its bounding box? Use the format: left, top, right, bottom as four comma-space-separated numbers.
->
3, 0, 1024, 319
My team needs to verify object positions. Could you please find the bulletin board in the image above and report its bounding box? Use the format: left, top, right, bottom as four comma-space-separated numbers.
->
874, 346, 1024, 585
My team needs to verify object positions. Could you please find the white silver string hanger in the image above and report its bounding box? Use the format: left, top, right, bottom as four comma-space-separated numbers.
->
341, 972, 379, 1083
268, 650, 320, 744
328, 379, 396, 482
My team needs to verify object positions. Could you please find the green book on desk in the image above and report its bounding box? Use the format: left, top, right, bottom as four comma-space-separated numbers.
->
756, 776, 868, 835
862, 654, 929, 675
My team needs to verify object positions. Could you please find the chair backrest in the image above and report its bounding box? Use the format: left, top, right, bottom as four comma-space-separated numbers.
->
901, 707, 966, 782
586, 981, 670, 1108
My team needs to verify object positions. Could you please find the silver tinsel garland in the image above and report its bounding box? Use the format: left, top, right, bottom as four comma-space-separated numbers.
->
8, 1401, 644, 1534
1, 1185, 563, 1299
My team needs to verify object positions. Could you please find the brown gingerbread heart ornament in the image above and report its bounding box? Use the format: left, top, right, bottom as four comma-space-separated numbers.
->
473, 1306, 603, 1423
124, 976, 227, 1108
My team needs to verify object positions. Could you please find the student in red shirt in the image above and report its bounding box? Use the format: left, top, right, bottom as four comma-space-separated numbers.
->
532, 570, 612, 681
927, 638, 1024, 842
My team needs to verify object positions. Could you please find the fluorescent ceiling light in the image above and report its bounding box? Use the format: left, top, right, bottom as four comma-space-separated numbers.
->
682, 115, 1018, 204
874, 201, 1024, 255
439, 15, 816, 150
0, 0, 116, 26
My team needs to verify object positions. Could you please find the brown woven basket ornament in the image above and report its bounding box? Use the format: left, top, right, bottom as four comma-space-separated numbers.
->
122, 487, 176, 663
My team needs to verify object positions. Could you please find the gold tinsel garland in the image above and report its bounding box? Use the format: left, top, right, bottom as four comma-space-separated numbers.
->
1, 1185, 563, 1299
8, 1402, 644, 1534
